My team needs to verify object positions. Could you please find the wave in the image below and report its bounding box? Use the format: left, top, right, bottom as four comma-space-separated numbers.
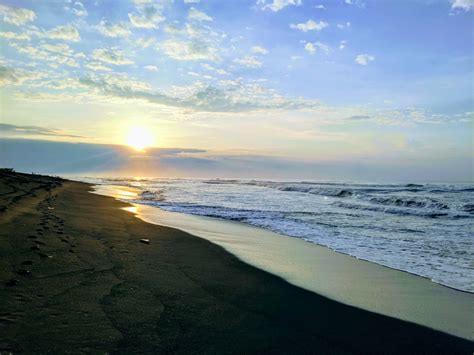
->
139, 190, 163, 201
332, 201, 469, 219
365, 196, 449, 210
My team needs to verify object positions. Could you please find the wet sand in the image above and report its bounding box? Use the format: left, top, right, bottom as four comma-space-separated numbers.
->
1, 170, 473, 353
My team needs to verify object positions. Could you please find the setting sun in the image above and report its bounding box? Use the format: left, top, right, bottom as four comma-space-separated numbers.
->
126, 127, 154, 151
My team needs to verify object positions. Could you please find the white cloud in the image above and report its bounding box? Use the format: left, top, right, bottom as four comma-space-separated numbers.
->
355, 54, 375, 65
305, 43, 316, 54
132, 0, 154, 4
304, 41, 329, 54
290, 20, 328, 32
92, 48, 134, 65
129, 5, 165, 29
344, 0, 365, 7
160, 39, 219, 61
251, 46, 269, 55
337, 22, 351, 29
40, 43, 74, 56
314, 4, 325, 9
0, 31, 30, 41
65, 1, 88, 17
0, 4, 36, 26
78, 72, 321, 112
96, 20, 131, 38
10, 42, 79, 67
339, 40, 347, 50
201, 63, 229, 75
258, 0, 302, 12
184, 0, 200, 3
41, 25, 81, 42
144, 65, 158, 71
188, 7, 213, 21
85, 62, 112, 71
233, 56, 263, 68
216, 68, 229, 75
0, 65, 44, 86
136, 37, 156, 48
451, 0, 473, 11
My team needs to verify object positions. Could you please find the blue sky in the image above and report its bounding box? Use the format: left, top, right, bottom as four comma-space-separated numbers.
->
0, 0, 472, 180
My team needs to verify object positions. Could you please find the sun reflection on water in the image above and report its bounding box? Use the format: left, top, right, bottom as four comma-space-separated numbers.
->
122, 206, 138, 214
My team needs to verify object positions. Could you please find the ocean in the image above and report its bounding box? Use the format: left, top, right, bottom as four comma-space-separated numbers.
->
83, 177, 474, 293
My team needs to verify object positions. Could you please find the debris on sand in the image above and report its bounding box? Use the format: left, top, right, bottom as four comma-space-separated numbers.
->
139, 238, 150, 244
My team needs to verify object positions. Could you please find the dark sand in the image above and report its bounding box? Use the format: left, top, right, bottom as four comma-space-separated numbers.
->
0, 170, 472, 354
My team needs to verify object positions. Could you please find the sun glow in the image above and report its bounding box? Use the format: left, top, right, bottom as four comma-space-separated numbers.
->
126, 127, 154, 151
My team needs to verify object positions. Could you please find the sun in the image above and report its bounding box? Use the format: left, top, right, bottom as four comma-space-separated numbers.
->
126, 127, 154, 151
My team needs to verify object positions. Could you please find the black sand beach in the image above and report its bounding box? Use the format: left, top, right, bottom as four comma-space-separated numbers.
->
1, 170, 473, 354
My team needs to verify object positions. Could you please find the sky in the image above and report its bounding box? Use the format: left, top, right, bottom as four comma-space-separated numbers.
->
0, 0, 472, 181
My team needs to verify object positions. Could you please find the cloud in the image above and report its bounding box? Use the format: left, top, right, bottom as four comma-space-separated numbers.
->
233, 56, 263, 68
201, 63, 229, 75
339, 40, 347, 50
0, 66, 45, 86
40, 43, 74, 56
41, 25, 81, 42
78, 73, 320, 112
290, 20, 328, 32
0, 4, 36, 26
160, 39, 219, 61
346, 115, 370, 120
129, 5, 165, 29
184, 0, 201, 3
258, 0, 302, 12
188, 7, 213, 21
144, 65, 158, 71
451, 0, 473, 11
355, 54, 375, 65
304, 41, 329, 54
9, 42, 79, 67
85, 62, 112, 72
251, 46, 269, 55
2, 138, 471, 181
136, 37, 156, 48
0, 31, 30, 41
337, 22, 351, 29
314, 5, 325, 9
96, 20, 131, 38
92, 48, 134, 65
65, 1, 88, 17
0, 123, 84, 138
344, 0, 365, 7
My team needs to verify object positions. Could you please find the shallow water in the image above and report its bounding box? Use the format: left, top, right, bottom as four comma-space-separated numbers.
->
81, 177, 474, 292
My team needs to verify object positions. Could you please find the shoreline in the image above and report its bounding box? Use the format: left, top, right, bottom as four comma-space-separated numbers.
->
1, 171, 473, 353
84, 177, 473, 295
93, 184, 474, 340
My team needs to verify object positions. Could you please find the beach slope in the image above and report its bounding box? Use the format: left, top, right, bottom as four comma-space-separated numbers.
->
0, 170, 472, 353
